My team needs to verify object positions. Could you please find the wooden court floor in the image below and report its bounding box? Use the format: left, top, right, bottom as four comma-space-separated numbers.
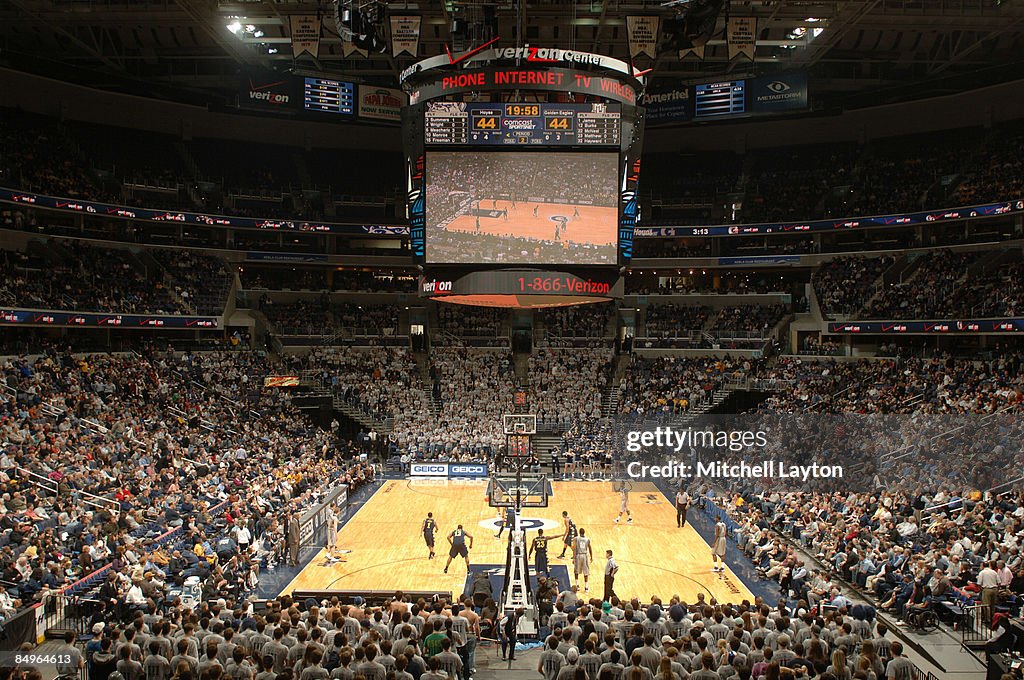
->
444, 200, 617, 246
281, 480, 754, 605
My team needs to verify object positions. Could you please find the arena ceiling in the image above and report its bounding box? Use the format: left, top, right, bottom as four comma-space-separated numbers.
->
1, 0, 1023, 107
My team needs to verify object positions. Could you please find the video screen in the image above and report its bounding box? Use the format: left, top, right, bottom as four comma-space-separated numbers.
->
425, 152, 619, 265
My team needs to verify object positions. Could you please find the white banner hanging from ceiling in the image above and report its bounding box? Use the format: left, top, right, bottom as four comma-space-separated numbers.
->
626, 16, 660, 60
390, 15, 421, 57
727, 16, 757, 61
290, 15, 321, 59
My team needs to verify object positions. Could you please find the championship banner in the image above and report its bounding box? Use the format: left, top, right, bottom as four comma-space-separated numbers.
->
727, 16, 757, 61
343, 39, 368, 58
289, 15, 321, 59
626, 16, 660, 60
390, 15, 421, 57
264, 376, 300, 387
679, 45, 705, 60
358, 85, 405, 122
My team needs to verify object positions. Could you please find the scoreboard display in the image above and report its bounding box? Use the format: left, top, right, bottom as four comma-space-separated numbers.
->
425, 102, 620, 146
694, 81, 746, 118
303, 77, 355, 115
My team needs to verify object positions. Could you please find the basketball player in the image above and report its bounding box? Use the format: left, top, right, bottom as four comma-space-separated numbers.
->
558, 511, 578, 559
712, 517, 728, 573
422, 512, 437, 560
475, 215, 481, 233
533, 205, 539, 218
614, 486, 632, 524
529, 528, 560, 577
554, 223, 560, 241
326, 505, 339, 550
573, 206, 580, 219
573, 528, 593, 591
444, 524, 474, 574
495, 507, 515, 539
323, 504, 346, 564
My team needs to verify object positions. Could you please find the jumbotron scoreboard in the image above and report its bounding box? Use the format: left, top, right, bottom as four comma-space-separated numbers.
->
400, 45, 645, 308
424, 102, 621, 146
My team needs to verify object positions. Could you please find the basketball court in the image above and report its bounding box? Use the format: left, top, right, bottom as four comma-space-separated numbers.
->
442, 199, 617, 247
281, 479, 754, 604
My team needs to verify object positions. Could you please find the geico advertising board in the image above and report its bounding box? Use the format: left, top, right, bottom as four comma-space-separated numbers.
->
410, 463, 488, 477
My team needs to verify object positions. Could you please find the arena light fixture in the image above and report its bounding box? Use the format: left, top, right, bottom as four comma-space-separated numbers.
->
226, 20, 242, 34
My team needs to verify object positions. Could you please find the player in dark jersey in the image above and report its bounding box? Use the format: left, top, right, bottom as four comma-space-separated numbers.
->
421, 512, 437, 560
495, 507, 515, 539
444, 524, 474, 574
529, 528, 561, 577
558, 511, 578, 559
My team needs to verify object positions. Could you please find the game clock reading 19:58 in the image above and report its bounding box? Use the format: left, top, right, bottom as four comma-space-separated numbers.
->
505, 104, 540, 116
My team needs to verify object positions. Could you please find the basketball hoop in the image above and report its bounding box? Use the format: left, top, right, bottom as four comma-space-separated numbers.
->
503, 414, 537, 435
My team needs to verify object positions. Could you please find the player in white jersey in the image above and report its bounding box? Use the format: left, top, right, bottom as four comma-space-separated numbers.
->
712, 519, 728, 573
614, 486, 632, 524
573, 528, 594, 591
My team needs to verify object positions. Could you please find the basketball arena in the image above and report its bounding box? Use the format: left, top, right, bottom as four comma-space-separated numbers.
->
1, 3, 1023, 680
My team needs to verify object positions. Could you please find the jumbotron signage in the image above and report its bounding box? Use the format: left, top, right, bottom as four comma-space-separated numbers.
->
419, 269, 623, 309
407, 67, 639, 106
400, 44, 643, 83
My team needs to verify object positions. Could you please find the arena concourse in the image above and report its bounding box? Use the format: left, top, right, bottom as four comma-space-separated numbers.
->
2, 4, 1024, 680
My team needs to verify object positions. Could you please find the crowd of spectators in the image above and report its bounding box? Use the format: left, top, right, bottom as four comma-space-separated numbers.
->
0, 345, 371, 619
388, 349, 514, 459
743, 144, 860, 224
529, 591, 925, 680
618, 356, 752, 418
717, 480, 1024, 646
752, 353, 1023, 417
333, 304, 400, 338
525, 348, 612, 428
302, 347, 423, 424
436, 306, 505, 338
151, 250, 234, 315
711, 305, 787, 339
0, 109, 401, 216
937, 259, 1024, 319
951, 123, 1024, 206
1, 243, 188, 315
542, 303, 613, 338
642, 304, 712, 345
812, 256, 893, 318
261, 301, 334, 337
863, 251, 982, 319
